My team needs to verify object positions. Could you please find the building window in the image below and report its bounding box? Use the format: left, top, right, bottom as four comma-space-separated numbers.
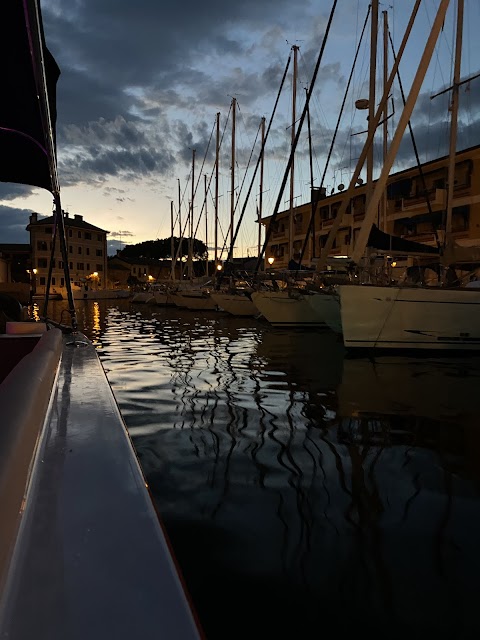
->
69, 245, 73, 254
68, 229, 73, 238
45, 227, 52, 234
320, 206, 329, 221
133, 267, 136, 274
38, 258, 48, 268
37, 240, 47, 251
77, 263, 84, 270
86, 248, 90, 255
78, 231, 82, 238
96, 265, 103, 272
85, 232, 92, 240
96, 249, 103, 257
59, 261, 63, 269
61, 278, 65, 286
52, 277, 56, 285
78, 246, 82, 254
86, 263, 90, 270
40, 277, 46, 285
452, 205, 470, 232
97, 234, 102, 241
69, 261, 73, 269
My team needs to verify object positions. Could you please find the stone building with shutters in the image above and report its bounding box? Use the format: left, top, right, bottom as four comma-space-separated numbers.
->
27, 211, 108, 297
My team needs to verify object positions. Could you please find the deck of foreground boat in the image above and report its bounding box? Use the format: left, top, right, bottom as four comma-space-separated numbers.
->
0, 323, 202, 639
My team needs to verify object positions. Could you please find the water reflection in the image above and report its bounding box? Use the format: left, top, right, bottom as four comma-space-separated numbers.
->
47, 300, 480, 638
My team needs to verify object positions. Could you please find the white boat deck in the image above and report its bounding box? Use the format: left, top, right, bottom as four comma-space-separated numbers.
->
0, 331, 201, 639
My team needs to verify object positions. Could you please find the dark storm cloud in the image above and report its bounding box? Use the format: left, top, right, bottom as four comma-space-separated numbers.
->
0, 184, 36, 201
39, 0, 315, 187
0, 206, 35, 243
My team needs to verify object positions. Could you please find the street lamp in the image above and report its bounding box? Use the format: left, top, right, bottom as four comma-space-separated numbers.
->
267, 256, 275, 266
216, 263, 223, 271
27, 268, 38, 302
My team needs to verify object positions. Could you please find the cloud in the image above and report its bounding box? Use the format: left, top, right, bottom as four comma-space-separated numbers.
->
0, 206, 33, 243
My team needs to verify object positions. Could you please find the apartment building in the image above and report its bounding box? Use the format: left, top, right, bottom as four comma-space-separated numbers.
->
27, 211, 108, 296
261, 144, 480, 269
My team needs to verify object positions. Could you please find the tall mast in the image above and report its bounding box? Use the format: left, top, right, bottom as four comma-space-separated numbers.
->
230, 97, 236, 254
366, 0, 379, 210
170, 200, 175, 280
288, 44, 299, 262
317, 0, 422, 271
306, 86, 315, 259
445, 0, 463, 240
381, 9, 389, 232
28, 1, 77, 329
204, 173, 208, 277
215, 112, 220, 268
188, 148, 195, 279
351, 0, 451, 264
258, 116, 266, 258
177, 178, 182, 262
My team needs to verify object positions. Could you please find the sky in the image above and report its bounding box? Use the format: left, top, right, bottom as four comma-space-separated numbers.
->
1, 0, 480, 257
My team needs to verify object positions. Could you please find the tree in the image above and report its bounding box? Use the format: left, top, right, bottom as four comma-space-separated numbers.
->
119, 237, 207, 260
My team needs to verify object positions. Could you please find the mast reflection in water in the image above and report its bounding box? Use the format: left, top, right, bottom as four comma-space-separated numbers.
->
50, 300, 480, 639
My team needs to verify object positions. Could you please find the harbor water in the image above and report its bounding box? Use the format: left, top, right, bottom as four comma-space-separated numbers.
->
49, 300, 480, 639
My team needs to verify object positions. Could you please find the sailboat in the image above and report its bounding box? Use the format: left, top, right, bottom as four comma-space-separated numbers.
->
0, 2, 202, 637
338, 0, 480, 351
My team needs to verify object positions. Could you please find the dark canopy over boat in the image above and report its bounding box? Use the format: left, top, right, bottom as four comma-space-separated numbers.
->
367, 223, 439, 255
0, 0, 59, 192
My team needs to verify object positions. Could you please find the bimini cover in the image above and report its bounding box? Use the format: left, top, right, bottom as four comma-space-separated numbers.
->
0, 1, 60, 192
367, 223, 439, 255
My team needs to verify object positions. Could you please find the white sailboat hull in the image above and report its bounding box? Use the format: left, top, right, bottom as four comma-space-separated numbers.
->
251, 290, 329, 327
131, 291, 174, 305
171, 291, 217, 310
304, 291, 342, 333
210, 293, 258, 316
73, 288, 131, 300
339, 284, 480, 350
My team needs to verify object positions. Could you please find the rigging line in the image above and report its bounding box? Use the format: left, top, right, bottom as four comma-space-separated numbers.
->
27, 0, 77, 329
227, 53, 292, 271
217, 120, 262, 260
190, 120, 217, 240
220, 52, 292, 267
254, 0, 339, 274
388, 29, 442, 252
25, 1, 58, 194
191, 119, 216, 212
298, 4, 371, 266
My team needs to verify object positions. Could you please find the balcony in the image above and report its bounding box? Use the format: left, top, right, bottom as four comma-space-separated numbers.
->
401, 188, 446, 212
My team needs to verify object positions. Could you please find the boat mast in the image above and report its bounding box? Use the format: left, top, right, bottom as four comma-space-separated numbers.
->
28, 1, 77, 329
188, 148, 195, 279
381, 9, 389, 232
230, 97, 236, 256
316, 0, 422, 271
255, 0, 338, 273
258, 116, 265, 259
366, 1, 378, 210
170, 200, 175, 280
351, 0, 452, 264
288, 45, 299, 262
204, 173, 208, 277
306, 87, 315, 259
445, 0, 463, 241
178, 178, 182, 264
215, 112, 220, 269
